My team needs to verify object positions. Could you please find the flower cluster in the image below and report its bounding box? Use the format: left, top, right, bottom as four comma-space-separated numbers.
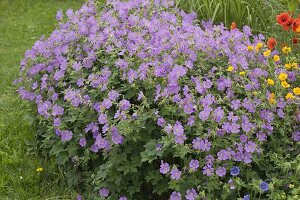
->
16, 0, 299, 199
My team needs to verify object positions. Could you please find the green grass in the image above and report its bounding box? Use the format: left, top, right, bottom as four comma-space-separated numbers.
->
0, 0, 84, 199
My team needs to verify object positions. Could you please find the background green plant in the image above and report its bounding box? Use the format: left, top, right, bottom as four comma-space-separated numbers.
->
175, 0, 286, 34
0, 0, 84, 199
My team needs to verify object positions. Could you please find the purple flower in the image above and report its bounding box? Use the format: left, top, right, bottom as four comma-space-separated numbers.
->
173, 121, 184, 136
230, 166, 240, 176
119, 99, 131, 110
185, 188, 198, 200
240, 134, 248, 143
61, 130, 73, 142
199, 107, 212, 121
242, 194, 250, 200
170, 191, 181, 200
292, 131, 300, 142
202, 165, 214, 176
217, 149, 231, 161
231, 100, 241, 110
102, 99, 112, 109
260, 182, 269, 191
189, 159, 199, 171
98, 113, 108, 124
160, 161, 170, 174
99, 188, 109, 197
192, 138, 211, 151
52, 104, 64, 116
213, 107, 224, 122
119, 197, 127, 200
216, 166, 226, 177
170, 167, 181, 180
157, 117, 166, 127
174, 134, 187, 144
79, 138, 87, 147
244, 141, 257, 153
108, 90, 119, 101
56, 9, 63, 21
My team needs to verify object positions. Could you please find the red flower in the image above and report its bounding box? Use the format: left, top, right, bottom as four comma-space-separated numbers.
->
230, 22, 237, 30
282, 17, 293, 31
276, 12, 290, 25
292, 18, 300, 32
292, 37, 298, 45
267, 38, 277, 50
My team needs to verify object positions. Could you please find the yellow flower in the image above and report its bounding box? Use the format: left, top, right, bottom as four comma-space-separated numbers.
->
281, 81, 290, 88
239, 71, 246, 75
278, 73, 288, 81
253, 91, 258, 96
269, 93, 276, 104
285, 63, 292, 69
36, 167, 43, 172
282, 46, 291, 54
292, 62, 298, 69
286, 92, 294, 100
273, 55, 280, 62
247, 46, 254, 51
267, 78, 274, 85
227, 65, 234, 72
263, 50, 271, 57
293, 87, 300, 95
255, 42, 263, 51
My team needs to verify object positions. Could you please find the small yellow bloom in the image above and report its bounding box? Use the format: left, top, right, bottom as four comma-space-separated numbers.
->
281, 81, 290, 88
285, 63, 292, 69
255, 42, 263, 51
269, 98, 276, 104
286, 92, 295, 100
273, 55, 280, 62
227, 65, 234, 72
278, 73, 288, 81
293, 87, 300, 95
36, 167, 43, 172
253, 91, 258, 96
267, 78, 274, 85
282, 46, 291, 54
247, 46, 254, 51
292, 62, 298, 69
297, 26, 300, 33
239, 71, 246, 75
263, 50, 271, 57
270, 93, 275, 99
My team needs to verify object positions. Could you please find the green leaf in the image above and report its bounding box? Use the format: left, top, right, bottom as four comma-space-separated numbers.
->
287, 0, 299, 12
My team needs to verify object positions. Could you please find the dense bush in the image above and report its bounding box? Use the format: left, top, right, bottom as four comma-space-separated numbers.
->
16, 0, 300, 199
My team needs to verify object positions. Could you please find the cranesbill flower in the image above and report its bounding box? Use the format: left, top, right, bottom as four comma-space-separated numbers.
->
61, 130, 73, 142
173, 121, 184, 136
99, 188, 109, 197
79, 138, 87, 147
202, 165, 214, 176
216, 166, 226, 177
242, 194, 250, 200
260, 182, 269, 191
185, 188, 198, 200
192, 138, 211, 151
189, 159, 199, 171
199, 107, 212, 121
170, 191, 181, 200
170, 167, 181, 180
119, 99, 131, 110
230, 166, 240, 176
244, 141, 257, 153
160, 161, 170, 174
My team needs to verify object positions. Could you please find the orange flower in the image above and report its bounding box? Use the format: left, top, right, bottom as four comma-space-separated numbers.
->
292, 18, 300, 32
276, 12, 290, 25
282, 17, 293, 31
267, 38, 277, 50
230, 22, 237, 30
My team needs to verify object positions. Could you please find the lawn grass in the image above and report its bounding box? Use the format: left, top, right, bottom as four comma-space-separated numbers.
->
0, 0, 84, 199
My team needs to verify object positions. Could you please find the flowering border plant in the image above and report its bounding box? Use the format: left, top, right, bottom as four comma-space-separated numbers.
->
16, 0, 300, 199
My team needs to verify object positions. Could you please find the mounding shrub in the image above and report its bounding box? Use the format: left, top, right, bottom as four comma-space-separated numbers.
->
16, 0, 300, 199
